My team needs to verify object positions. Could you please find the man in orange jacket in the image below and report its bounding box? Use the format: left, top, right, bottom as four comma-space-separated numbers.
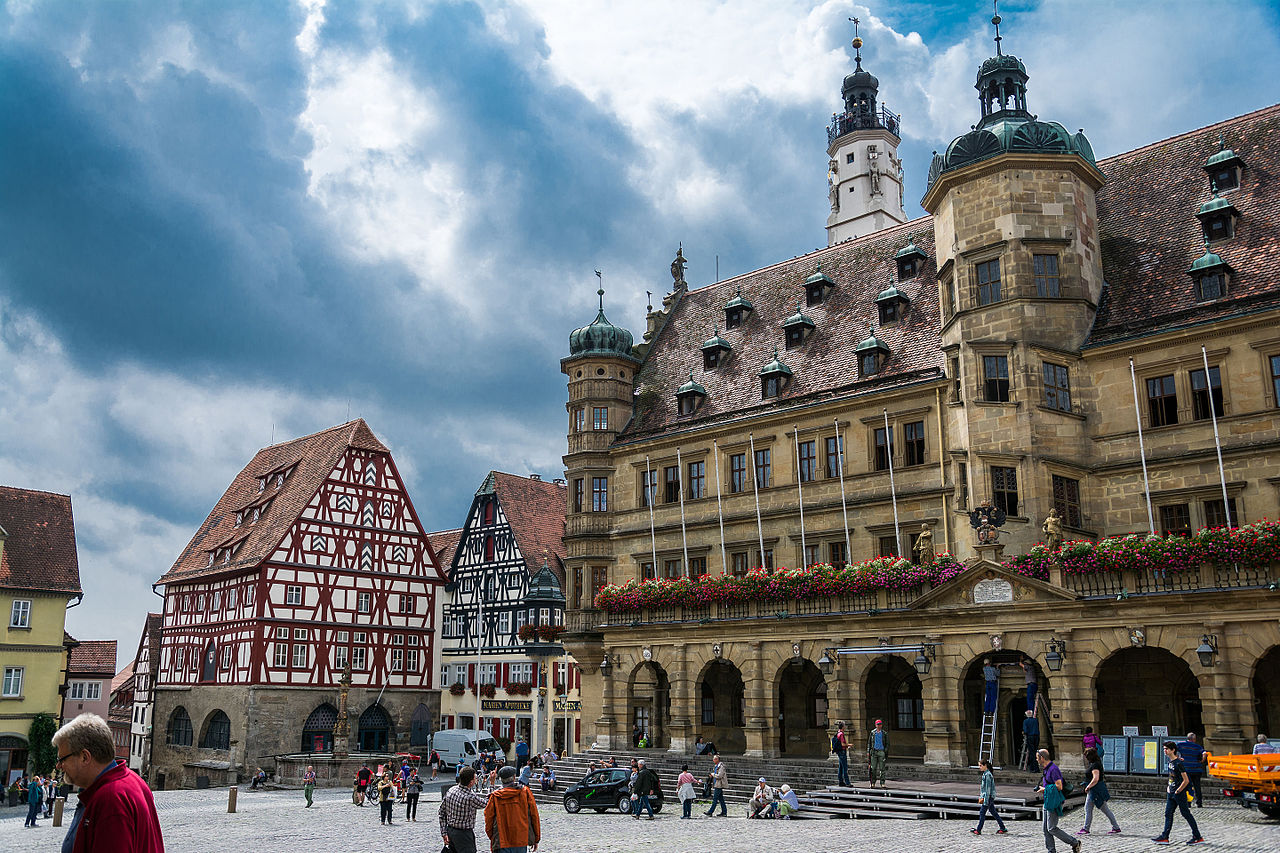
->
484, 765, 540, 853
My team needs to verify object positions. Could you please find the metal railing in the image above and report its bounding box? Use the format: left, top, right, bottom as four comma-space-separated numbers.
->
827, 106, 902, 145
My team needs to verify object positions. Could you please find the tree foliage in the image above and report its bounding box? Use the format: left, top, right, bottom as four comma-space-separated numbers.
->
28, 712, 58, 775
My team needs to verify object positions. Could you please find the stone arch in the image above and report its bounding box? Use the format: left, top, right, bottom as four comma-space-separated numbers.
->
357, 703, 393, 752
626, 659, 670, 749
863, 655, 924, 759
694, 658, 745, 754
198, 709, 231, 750
301, 703, 338, 753
1255, 646, 1280, 740
960, 649, 1052, 768
167, 706, 193, 746
410, 703, 432, 748
1095, 646, 1202, 738
774, 658, 827, 756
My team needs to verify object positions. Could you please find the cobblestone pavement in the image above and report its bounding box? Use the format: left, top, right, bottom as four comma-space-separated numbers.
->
2, 789, 1276, 852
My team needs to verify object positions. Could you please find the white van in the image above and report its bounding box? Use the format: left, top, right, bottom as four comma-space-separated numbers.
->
431, 729, 504, 768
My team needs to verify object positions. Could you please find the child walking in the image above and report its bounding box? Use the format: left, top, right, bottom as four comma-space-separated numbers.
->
971, 759, 1008, 835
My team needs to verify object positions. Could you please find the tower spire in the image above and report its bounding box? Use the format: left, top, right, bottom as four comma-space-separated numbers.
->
849, 16, 863, 70
594, 270, 604, 312
992, 0, 1003, 56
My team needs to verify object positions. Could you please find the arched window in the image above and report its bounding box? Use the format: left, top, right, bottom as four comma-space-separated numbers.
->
199, 710, 231, 750
167, 706, 193, 746
301, 703, 338, 753
357, 704, 392, 752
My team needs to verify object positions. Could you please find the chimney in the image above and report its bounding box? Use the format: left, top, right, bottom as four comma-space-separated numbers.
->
529, 474, 541, 481
553, 478, 566, 486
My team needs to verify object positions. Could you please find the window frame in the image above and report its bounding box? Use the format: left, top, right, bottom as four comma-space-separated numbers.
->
903, 421, 926, 467
1195, 272, 1226, 302
9, 599, 31, 629
975, 258, 1002, 306
1145, 374, 1179, 427
592, 407, 608, 431
285, 585, 303, 606
356, 591, 372, 614
1190, 365, 1225, 421
591, 477, 608, 512
824, 436, 845, 479
1051, 474, 1082, 528
753, 448, 772, 489
663, 465, 680, 504
1033, 253, 1061, 298
873, 426, 894, 472
687, 460, 706, 500
983, 355, 1011, 402
991, 465, 1019, 517
1042, 362, 1072, 413
1159, 503, 1192, 537
729, 453, 747, 493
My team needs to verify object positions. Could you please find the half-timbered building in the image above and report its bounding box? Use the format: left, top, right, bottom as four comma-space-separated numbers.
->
432, 471, 581, 757
150, 420, 447, 788
128, 612, 161, 773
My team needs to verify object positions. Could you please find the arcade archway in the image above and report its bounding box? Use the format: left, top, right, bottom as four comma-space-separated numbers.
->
697, 659, 745, 754
628, 661, 670, 749
864, 656, 924, 760
357, 704, 392, 752
301, 703, 337, 753
961, 651, 1051, 768
777, 659, 827, 756
1252, 646, 1280, 739
1096, 647, 1201, 737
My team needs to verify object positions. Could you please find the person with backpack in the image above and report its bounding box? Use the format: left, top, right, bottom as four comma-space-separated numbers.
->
1076, 746, 1120, 836
632, 759, 659, 820
970, 759, 1008, 835
405, 769, 424, 821
832, 722, 851, 786
677, 764, 697, 819
1081, 727, 1103, 755
1035, 749, 1080, 853
23, 773, 42, 827
867, 719, 889, 788
1152, 741, 1204, 845
484, 765, 540, 853
1175, 733, 1206, 808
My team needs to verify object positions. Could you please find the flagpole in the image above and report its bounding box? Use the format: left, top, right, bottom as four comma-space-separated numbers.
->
676, 447, 690, 576
835, 419, 851, 562
1201, 346, 1233, 527
713, 439, 728, 574
1129, 359, 1157, 536
645, 456, 658, 576
749, 433, 766, 567
883, 409, 901, 556
794, 425, 807, 566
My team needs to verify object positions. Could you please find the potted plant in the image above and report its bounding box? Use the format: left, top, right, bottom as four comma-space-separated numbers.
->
517, 624, 537, 642
536, 624, 566, 642
449, 682, 466, 696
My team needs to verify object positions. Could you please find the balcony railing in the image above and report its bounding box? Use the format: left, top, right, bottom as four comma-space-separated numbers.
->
565, 514, 612, 537
827, 106, 902, 145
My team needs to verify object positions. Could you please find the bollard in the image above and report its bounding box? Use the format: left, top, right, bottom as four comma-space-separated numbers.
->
53, 797, 65, 826
228, 786, 237, 813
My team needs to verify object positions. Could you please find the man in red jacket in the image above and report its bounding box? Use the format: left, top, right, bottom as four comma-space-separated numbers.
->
52, 713, 164, 852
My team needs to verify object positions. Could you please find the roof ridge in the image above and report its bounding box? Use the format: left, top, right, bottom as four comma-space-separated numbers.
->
257, 419, 367, 452
0, 484, 73, 500
1098, 102, 1280, 166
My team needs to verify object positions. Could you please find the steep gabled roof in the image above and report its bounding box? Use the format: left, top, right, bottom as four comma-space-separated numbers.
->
0, 486, 82, 595
491, 472, 567, 585
625, 219, 942, 441
68, 639, 118, 676
427, 527, 464, 573
1088, 103, 1280, 346
111, 662, 135, 693
156, 419, 391, 585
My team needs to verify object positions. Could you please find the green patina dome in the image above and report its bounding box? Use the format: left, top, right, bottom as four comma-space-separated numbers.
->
1189, 247, 1229, 274
1197, 195, 1235, 217
725, 286, 753, 312
1206, 147, 1240, 169
677, 372, 708, 397
524, 559, 565, 606
759, 350, 793, 378
701, 328, 732, 353
805, 266, 835, 288
855, 327, 890, 354
895, 239, 928, 262
568, 289, 638, 362
782, 303, 815, 330
976, 53, 1028, 82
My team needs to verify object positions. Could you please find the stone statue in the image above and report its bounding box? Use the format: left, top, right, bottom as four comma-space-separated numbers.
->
828, 158, 840, 213
969, 501, 1007, 546
1042, 507, 1064, 552
868, 145, 882, 196
670, 245, 688, 290
890, 152, 905, 207
912, 524, 935, 565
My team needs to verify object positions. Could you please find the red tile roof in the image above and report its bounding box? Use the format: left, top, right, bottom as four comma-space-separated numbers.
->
427, 527, 464, 570
68, 639, 118, 676
156, 419, 391, 585
624, 217, 942, 441
1089, 103, 1280, 346
111, 662, 135, 693
491, 472, 568, 585
0, 486, 82, 595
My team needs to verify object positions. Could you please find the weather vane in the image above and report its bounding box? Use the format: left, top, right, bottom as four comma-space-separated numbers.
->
848, 16, 863, 66
594, 269, 604, 309
992, 0, 1002, 55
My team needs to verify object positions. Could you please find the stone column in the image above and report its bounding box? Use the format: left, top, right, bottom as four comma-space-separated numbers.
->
1200, 622, 1248, 757
667, 643, 693, 753
921, 633, 961, 766
1046, 627, 1088, 771
332, 665, 351, 759
596, 652, 619, 750
743, 641, 773, 758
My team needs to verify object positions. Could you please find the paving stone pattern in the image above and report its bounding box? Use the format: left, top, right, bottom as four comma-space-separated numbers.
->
1, 788, 1275, 852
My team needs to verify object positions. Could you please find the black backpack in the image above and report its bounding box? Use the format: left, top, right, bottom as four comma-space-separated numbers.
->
832, 734, 844, 753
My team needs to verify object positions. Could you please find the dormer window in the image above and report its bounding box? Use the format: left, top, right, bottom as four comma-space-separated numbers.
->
701, 328, 732, 370
1197, 190, 1238, 243
895, 239, 928, 281
782, 303, 815, 350
724, 287, 753, 329
855, 327, 891, 377
1204, 137, 1244, 192
1188, 242, 1231, 303
675, 373, 707, 416
759, 350, 793, 399
875, 275, 910, 326
803, 266, 834, 306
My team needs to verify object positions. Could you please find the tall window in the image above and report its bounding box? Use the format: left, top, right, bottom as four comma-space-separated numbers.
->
286, 585, 302, 606
763, 375, 782, 398
572, 566, 583, 609
975, 258, 1001, 305
877, 536, 898, 557
1190, 366, 1224, 420
3, 667, 24, 697
904, 421, 925, 466
729, 453, 747, 493
1051, 475, 1082, 528
873, 426, 893, 471
754, 448, 772, 488
731, 553, 748, 577
983, 355, 1010, 402
573, 408, 585, 433
829, 541, 847, 568
166, 707, 193, 745
958, 462, 968, 509
688, 556, 706, 577
640, 562, 656, 580
356, 592, 371, 613
406, 648, 419, 672
760, 548, 774, 569
1204, 497, 1237, 529
942, 275, 955, 319
804, 544, 819, 567
399, 594, 414, 614
592, 407, 608, 430
9, 600, 31, 629
664, 465, 680, 503
1271, 355, 1280, 408
640, 470, 657, 508
1146, 374, 1178, 426
663, 559, 681, 579
950, 356, 962, 401
1043, 363, 1071, 412
797, 440, 816, 482
334, 645, 349, 670
992, 466, 1019, 516
824, 436, 844, 478
590, 566, 608, 606
292, 643, 307, 668
1033, 254, 1060, 297
591, 477, 608, 512
687, 461, 705, 499
273, 643, 288, 667
572, 478, 584, 513
1160, 504, 1192, 537
352, 647, 367, 670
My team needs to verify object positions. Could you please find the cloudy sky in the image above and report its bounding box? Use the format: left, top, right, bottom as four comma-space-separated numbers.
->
2, 0, 1278, 667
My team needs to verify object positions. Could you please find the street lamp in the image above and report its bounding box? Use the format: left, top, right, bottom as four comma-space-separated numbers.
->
1195, 635, 1218, 668
1044, 638, 1067, 672
600, 653, 615, 678
818, 649, 836, 676
913, 643, 936, 675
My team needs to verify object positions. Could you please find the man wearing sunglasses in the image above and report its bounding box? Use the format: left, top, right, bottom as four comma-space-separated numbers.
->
51, 713, 165, 852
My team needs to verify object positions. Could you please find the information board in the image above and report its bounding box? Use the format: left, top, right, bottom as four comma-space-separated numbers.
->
1101, 736, 1128, 774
